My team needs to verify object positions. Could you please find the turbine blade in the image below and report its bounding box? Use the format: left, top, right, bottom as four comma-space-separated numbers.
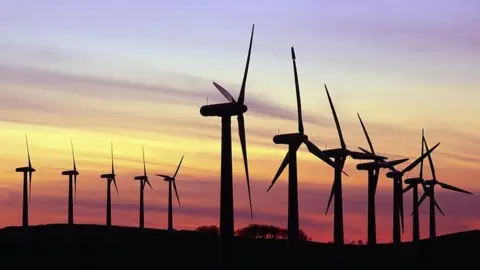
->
402, 142, 440, 173
111, 141, 115, 175
325, 181, 335, 215
303, 139, 335, 168
146, 179, 153, 190
213, 82, 236, 103
291, 47, 304, 134
173, 180, 181, 207
238, 114, 253, 218
417, 192, 428, 207
403, 184, 414, 193
142, 146, 147, 177
267, 151, 290, 192
438, 182, 473, 195
386, 158, 409, 167
112, 177, 119, 196
342, 170, 350, 177
324, 84, 346, 150
422, 137, 437, 180
173, 155, 184, 178
357, 113, 375, 154
372, 169, 380, 195
25, 134, 32, 168
358, 146, 371, 155
419, 129, 424, 179
71, 140, 76, 171
237, 24, 254, 105
433, 198, 445, 216
156, 174, 170, 178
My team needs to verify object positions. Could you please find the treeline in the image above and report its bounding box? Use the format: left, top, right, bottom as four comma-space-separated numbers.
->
195, 224, 311, 241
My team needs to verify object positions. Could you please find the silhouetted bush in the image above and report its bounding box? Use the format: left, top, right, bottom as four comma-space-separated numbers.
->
195, 225, 219, 234
235, 224, 311, 241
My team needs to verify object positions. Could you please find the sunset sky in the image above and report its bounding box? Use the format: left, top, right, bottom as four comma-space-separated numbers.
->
0, 0, 479, 243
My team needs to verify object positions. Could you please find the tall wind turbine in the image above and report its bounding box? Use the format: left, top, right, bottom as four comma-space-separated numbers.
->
199, 24, 254, 270
267, 47, 336, 268
134, 146, 153, 229
156, 155, 184, 232
322, 86, 386, 245
416, 135, 473, 239
100, 142, 119, 227
15, 134, 36, 227
355, 113, 409, 246
61, 140, 79, 225
385, 142, 440, 244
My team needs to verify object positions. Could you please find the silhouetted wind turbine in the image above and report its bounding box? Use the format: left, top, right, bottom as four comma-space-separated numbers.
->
385, 141, 440, 244
416, 135, 473, 239
199, 24, 254, 270
402, 129, 436, 242
15, 134, 36, 227
100, 142, 119, 227
134, 146, 153, 229
156, 155, 184, 232
355, 113, 409, 246
267, 47, 336, 268
322, 86, 386, 245
61, 140, 79, 225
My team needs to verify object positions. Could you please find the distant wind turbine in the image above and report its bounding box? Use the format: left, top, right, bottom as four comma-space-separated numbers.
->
156, 155, 184, 232
415, 134, 473, 239
322, 86, 385, 245
100, 142, 119, 227
355, 113, 409, 246
134, 146, 153, 229
61, 140, 79, 225
385, 141, 440, 244
15, 134, 36, 227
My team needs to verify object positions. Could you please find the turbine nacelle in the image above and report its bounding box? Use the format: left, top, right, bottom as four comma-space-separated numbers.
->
62, 170, 79, 176
386, 171, 402, 179
200, 103, 248, 117
101, 173, 115, 179
323, 148, 386, 160
404, 177, 423, 185
356, 162, 380, 171
134, 176, 148, 181
423, 179, 436, 185
273, 133, 307, 145
16, 167, 36, 173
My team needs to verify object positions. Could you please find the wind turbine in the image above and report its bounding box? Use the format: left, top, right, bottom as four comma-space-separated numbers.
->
355, 113, 409, 246
322, 86, 386, 245
100, 142, 119, 227
385, 141, 440, 244
402, 129, 435, 242
267, 47, 337, 269
199, 24, 254, 270
156, 155, 184, 232
61, 140, 79, 225
416, 135, 473, 239
134, 146, 153, 229
15, 134, 36, 227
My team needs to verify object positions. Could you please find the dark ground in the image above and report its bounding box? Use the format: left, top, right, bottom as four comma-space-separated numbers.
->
0, 224, 477, 269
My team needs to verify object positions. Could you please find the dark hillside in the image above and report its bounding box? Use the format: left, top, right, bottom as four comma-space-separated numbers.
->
0, 224, 477, 269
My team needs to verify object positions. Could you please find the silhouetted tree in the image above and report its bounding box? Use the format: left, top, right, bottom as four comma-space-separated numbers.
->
195, 225, 219, 234
235, 224, 311, 241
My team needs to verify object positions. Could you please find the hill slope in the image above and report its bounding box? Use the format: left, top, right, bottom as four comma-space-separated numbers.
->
0, 224, 477, 269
